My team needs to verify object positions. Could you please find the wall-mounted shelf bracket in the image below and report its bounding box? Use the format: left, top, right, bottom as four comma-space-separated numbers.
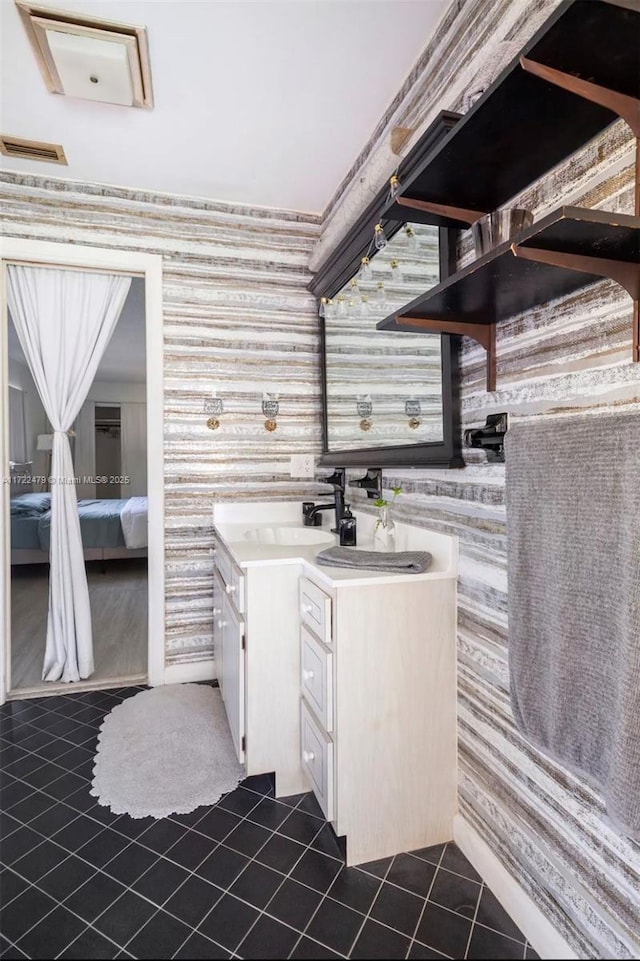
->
394, 315, 496, 391
395, 195, 488, 227
511, 244, 640, 299
520, 56, 640, 138
520, 51, 640, 367
512, 244, 640, 362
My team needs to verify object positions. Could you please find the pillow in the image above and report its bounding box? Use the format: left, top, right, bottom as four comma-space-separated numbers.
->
10, 492, 51, 516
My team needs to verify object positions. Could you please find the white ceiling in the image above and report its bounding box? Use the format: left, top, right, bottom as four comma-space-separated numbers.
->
0, 0, 449, 213
8, 276, 146, 384
96, 277, 146, 383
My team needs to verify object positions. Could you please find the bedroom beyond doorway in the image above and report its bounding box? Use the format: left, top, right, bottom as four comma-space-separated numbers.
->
7, 272, 149, 695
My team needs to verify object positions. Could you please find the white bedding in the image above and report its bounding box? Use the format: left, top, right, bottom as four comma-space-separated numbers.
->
120, 496, 148, 548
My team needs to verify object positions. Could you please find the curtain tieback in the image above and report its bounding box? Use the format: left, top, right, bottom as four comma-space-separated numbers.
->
52, 429, 76, 437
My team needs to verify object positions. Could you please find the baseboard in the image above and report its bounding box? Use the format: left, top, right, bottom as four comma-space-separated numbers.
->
7, 673, 146, 701
163, 659, 217, 685
453, 814, 578, 960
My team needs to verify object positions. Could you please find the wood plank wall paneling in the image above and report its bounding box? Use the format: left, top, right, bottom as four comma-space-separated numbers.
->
0, 174, 324, 660
313, 0, 639, 956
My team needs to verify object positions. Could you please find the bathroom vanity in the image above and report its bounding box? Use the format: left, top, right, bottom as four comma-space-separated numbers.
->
212, 501, 458, 865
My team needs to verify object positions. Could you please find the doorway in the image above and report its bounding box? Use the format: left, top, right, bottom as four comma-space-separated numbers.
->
0, 239, 165, 702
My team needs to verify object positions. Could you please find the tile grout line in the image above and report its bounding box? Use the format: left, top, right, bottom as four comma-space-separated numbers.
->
287, 850, 394, 959
2, 774, 343, 879
188, 803, 329, 958
3, 694, 530, 959
120, 788, 287, 958
4, 784, 333, 927
5, 814, 231, 958
61, 785, 275, 954
2, 865, 125, 958
2, 729, 103, 780
4, 784, 528, 960
405, 843, 448, 958
0, 697, 187, 956
68, 783, 324, 958
342, 852, 396, 958
463, 879, 484, 960
5, 810, 511, 961
0, 706, 139, 956
51, 918, 131, 960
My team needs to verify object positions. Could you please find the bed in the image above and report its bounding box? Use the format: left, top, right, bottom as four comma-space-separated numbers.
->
10, 493, 148, 565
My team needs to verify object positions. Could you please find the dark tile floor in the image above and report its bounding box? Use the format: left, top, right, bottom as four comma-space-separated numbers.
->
0, 688, 540, 960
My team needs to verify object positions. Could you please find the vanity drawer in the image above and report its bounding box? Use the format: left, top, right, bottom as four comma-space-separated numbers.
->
214, 534, 245, 614
300, 626, 333, 733
301, 701, 334, 822
299, 577, 332, 646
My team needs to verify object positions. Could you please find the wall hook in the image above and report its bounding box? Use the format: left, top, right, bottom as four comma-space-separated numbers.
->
262, 393, 279, 432
205, 395, 224, 430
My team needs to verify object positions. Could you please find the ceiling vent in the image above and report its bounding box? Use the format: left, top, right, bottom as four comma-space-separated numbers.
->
15, 2, 154, 109
0, 134, 67, 164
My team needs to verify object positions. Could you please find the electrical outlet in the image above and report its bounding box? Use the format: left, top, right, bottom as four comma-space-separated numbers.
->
290, 453, 315, 478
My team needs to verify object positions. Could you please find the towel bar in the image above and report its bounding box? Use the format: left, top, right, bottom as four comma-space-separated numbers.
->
464, 413, 508, 463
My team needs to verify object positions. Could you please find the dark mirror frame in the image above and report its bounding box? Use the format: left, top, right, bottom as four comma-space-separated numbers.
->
309, 111, 464, 468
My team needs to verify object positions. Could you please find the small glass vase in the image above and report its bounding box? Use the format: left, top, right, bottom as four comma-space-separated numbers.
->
373, 506, 396, 552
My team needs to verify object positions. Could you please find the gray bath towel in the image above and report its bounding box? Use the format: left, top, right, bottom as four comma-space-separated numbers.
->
506, 413, 640, 839
316, 546, 432, 574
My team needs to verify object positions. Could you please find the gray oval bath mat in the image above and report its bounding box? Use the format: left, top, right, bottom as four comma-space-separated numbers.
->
91, 684, 244, 818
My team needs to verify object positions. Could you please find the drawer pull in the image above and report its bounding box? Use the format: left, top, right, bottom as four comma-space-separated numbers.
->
226, 584, 236, 595
302, 750, 315, 763
301, 603, 313, 615
217, 620, 227, 629
302, 669, 314, 681
213, 608, 221, 616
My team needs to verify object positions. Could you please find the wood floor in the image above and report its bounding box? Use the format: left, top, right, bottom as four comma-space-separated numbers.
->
10, 559, 148, 691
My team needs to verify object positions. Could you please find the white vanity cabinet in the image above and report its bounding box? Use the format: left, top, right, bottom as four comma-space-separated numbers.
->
214, 569, 245, 763
212, 502, 458, 867
212, 555, 245, 763
212, 530, 309, 797
298, 572, 457, 866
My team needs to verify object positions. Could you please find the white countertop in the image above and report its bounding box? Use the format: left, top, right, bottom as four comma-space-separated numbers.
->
212, 501, 457, 588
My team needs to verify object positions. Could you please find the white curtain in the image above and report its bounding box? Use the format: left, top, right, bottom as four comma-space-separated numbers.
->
73, 401, 96, 499
121, 403, 147, 497
7, 266, 131, 682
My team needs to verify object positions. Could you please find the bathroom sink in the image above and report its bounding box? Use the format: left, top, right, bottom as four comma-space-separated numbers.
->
243, 526, 335, 547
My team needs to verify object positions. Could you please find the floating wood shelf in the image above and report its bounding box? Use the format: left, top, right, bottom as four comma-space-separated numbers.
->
377, 207, 640, 391
382, 0, 640, 229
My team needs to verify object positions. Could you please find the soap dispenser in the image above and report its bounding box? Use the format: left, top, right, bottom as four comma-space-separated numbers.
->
339, 504, 357, 547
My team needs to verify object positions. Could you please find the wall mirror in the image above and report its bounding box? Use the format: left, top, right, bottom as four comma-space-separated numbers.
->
310, 113, 462, 468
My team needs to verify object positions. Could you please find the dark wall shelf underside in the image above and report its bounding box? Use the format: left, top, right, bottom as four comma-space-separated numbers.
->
378, 208, 640, 329
385, 0, 640, 225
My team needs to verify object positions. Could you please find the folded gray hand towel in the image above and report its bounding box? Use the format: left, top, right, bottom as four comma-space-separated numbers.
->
316, 546, 432, 574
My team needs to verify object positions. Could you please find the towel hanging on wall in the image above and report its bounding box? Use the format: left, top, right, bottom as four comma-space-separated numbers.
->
506, 412, 640, 839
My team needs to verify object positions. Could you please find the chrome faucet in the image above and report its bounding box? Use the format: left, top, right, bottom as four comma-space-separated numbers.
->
302, 469, 346, 533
